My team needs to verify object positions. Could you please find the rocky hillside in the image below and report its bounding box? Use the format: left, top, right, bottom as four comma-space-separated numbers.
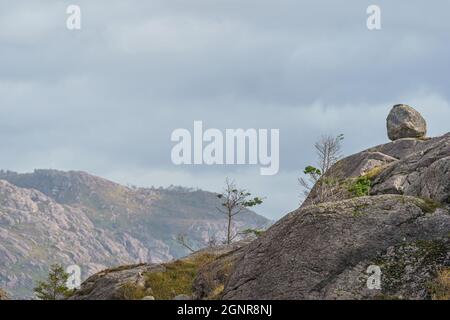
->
223, 105, 450, 300
0, 170, 269, 299
70, 105, 449, 300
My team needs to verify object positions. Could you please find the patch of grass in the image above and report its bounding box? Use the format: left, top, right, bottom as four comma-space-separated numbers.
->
144, 253, 216, 300
364, 166, 385, 180
347, 176, 371, 197
415, 197, 443, 214
209, 284, 225, 300
428, 268, 450, 300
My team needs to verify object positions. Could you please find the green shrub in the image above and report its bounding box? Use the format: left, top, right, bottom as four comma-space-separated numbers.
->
33, 264, 73, 300
348, 176, 371, 197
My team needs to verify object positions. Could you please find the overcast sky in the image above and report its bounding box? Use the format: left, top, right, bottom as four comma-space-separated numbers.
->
1, 1, 449, 219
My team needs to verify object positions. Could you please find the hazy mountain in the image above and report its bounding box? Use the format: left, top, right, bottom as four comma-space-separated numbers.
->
0, 169, 270, 298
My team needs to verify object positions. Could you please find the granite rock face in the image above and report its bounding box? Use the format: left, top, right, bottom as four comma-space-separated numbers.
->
223, 125, 450, 299
302, 133, 450, 207
222, 195, 450, 300
370, 133, 450, 204
387, 104, 427, 141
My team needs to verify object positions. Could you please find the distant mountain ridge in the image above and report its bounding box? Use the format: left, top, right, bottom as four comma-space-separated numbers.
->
0, 169, 270, 298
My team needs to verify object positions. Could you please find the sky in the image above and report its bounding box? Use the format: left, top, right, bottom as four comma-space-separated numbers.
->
0, 1, 449, 220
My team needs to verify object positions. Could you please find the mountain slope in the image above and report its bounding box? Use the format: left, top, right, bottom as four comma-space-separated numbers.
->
0, 170, 269, 298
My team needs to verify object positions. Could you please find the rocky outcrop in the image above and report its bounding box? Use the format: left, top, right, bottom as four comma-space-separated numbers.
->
302, 132, 450, 207
222, 195, 450, 299
68, 263, 164, 300
370, 133, 450, 204
221, 107, 449, 300
69, 241, 250, 300
387, 104, 427, 141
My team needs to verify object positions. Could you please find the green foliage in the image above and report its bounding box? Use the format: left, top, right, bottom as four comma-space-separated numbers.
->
348, 176, 371, 197
34, 264, 73, 300
243, 197, 264, 207
217, 178, 264, 244
217, 191, 263, 208
303, 166, 322, 176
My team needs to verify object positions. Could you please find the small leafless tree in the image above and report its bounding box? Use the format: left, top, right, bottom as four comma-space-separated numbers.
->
206, 232, 218, 247
217, 178, 263, 245
175, 233, 195, 253
299, 134, 344, 204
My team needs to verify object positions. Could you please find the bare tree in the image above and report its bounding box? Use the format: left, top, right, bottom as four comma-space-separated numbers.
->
217, 178, 263, 245
299, 134, 344, 203
206, 232, 218, 247
315, 134, 344, 174
175, 233, 195, 253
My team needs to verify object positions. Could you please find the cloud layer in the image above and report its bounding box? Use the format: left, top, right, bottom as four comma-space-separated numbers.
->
1, 1, 449, 219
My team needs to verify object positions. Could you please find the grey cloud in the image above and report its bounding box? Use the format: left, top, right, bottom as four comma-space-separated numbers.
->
0, 0, 449, 219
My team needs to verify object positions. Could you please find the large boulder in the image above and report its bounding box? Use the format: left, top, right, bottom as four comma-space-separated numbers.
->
387, 104, 427, 141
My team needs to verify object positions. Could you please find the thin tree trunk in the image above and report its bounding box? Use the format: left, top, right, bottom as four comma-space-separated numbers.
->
227, 210, 232, 245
